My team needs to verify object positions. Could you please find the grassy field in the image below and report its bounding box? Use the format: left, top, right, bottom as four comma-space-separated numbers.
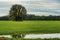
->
10, 38, 60, 40
0, 21, 60, 34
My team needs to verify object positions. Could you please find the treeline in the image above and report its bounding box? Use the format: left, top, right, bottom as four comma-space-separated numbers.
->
0, 16, 9, 20
24, 14, 60, 20
0, 14, 60, 20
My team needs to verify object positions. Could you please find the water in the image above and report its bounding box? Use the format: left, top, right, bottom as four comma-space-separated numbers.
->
24, 33, 60, 39
0, 35, 12, 38
0, 33, 60, 39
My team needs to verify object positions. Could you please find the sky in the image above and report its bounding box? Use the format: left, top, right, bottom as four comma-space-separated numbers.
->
0, 0, 60, 16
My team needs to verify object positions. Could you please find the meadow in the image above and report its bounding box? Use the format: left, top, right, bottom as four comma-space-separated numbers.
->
11, 38, 60, 40
0, 21, 60, 34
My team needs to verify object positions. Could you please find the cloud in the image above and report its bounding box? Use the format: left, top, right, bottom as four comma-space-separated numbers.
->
0, 0, 60, 16
28, 12, 60, 16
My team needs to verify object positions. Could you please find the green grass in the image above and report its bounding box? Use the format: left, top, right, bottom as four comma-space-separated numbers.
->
9, 38, 60, 40
0, 21, 60, 34
1, 38, 60, 40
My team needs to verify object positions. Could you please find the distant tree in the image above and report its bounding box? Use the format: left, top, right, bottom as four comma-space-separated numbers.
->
9, 4, 27, 21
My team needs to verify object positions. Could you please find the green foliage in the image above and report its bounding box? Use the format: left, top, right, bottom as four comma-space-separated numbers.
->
9, 4, 27, 21
0, 21, 60, 34
9, 38, 60, 40
24, 14, 60, 20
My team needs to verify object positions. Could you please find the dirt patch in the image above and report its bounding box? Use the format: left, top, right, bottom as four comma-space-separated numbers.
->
0, 37, 8, 40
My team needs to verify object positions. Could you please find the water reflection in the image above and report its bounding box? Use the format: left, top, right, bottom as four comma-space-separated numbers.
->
24, 33, 60, 39
0, 35, 12, 38
0, 33, 60, 39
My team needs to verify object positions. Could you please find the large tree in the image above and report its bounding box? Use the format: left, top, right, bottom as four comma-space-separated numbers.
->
9, 4, 27, 21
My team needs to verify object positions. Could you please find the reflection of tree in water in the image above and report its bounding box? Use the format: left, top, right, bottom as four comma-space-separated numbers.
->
12, 33, 25, 38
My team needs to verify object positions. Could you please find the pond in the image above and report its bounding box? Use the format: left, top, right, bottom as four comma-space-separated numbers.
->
0, 35, 12, 38
0, 33, 60, 39
24, 33, 60, 39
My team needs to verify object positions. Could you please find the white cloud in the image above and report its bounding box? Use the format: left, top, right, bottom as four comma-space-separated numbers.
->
0, 0, 60, 16
0, 0, 18, 2
28, 12, 60, 16
0, 13, 8, 17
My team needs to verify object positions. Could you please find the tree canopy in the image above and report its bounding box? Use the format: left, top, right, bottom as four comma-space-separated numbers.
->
9, 4, 27, 21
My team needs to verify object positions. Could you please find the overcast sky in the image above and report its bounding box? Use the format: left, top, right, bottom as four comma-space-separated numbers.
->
0, 0, 60, 16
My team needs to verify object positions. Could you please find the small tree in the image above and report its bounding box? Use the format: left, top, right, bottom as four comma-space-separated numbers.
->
9, 4, 27, 21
